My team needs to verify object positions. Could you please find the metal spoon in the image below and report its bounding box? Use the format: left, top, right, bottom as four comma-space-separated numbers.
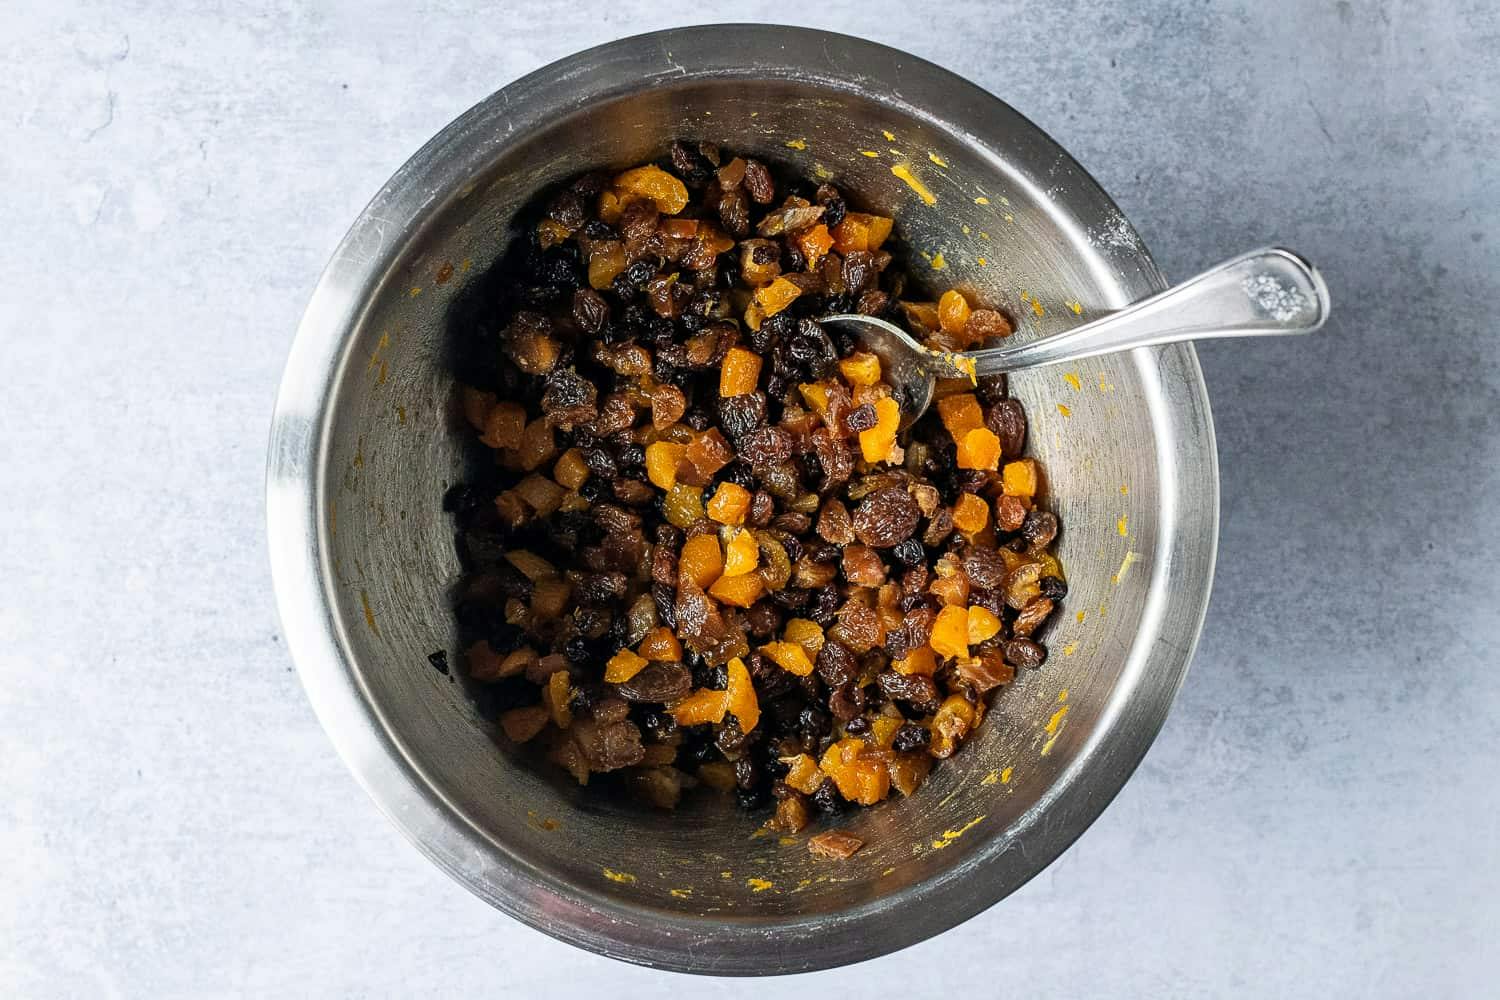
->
821, 246, 1330, 428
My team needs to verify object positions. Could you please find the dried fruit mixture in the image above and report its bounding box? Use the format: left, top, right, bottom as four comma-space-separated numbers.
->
443, 142, 1065, 832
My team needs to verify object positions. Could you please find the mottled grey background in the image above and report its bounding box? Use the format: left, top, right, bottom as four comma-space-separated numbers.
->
2, 1, 1496, 997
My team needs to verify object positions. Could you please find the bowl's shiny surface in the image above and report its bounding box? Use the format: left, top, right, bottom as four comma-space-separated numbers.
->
266, 25, 1218, 974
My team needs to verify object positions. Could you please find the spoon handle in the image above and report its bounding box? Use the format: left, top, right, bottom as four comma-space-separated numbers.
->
963, 247, 1330, 376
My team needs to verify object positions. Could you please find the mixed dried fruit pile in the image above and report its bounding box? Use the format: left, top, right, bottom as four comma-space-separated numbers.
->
444, 142, 1065, 837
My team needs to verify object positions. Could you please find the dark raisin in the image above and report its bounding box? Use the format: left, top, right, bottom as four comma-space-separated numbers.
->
852, 487, 921, 548
797, 704, 832, 745
843, 716, 871, 737
1021, 510, 1059, 551
876, 670, 939, 706
1039, 575, 1068, 600
987, 398, 1028, 459
823, 196, 847, 228
1003, 638, 1047, 669
442, 483, 483, 515
845, 403, 877, 433
578, 477, 606, 502
641, 708, 678, 742
976, 372, 1008, 405
828, 680, 866, 721
564, 636, 592, 664
582, 218, 614, 239
892, 722, 930, 752
652, 583, 678, 628
740, 426, 793, 468
736, 786, 769, 809
808, 585, 841, 626
617, 662, 693, 702
892, 537, 925, 566
962, 548, 1010, 591
571, 288, 609, 334
815, 639, 858, 687
718, 392, 767, 440
811, 779, 845, 813
743, 159, 775, 204
546, 190, 585, 229
426, 649, 450, 675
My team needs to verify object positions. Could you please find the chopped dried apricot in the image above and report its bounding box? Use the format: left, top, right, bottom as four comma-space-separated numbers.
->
930, 605, 970, 659
722, 528, 760, 576
670, 688, 729, 726
830, 212, 893, 253
679, 534, 724, 589
725, 656, 760, 733
500, 705, 550, 743
708, 572, 764, 608
838, 352, 882, 387
604, 648, 649, 683
587, 240, 627, 289
754, 276, 802, 318
894, 644, 937, 675
720, 347, 763, 397
795, 223, 834, 267
966, 605, 1003, 644
937, 393, 984, 440
952, 493, 990, 535
685, 428, 733, 478
937, 289, 972, 334
760, 640, 815, 676
1002, 458, 1039, 498
546, 670, 573, 728
798, 382, 831, 414
957, 427, 1002, 470
783, 753, 824, 794
638, 626, 683, 661
613, 165, 689, 214
552, 447, 590, 490
480, 401, 527, 450
645, 441, 687, 490
706, 482, 752, 525
857, 397, 901, 462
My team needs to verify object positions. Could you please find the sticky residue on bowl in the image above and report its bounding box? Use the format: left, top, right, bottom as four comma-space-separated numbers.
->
784, 138, 807, 150
603, 868, 637, 885
931, 815, 985, 850
747, 877, 774, 892
1063, 372, 1081, 391
890, 163, 936, 205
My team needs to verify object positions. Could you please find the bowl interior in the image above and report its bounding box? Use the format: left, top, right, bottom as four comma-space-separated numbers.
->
287, 33, 1214, 972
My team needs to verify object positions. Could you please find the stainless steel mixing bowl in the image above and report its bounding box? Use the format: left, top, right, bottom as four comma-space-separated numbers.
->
266, 25, 1218, 974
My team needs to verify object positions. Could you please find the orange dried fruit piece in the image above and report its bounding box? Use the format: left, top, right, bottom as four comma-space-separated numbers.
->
830, 212, 894, 253
612, 164, 690, 214
795, 223, 834, 267
597, 188, 625, 223
725, 656, 760, 733
956, 427, 1002, 470
670, 688, 729, 726
530, 577, 571, 621
679, 534, 724, 589
901, 300, 941, 332
857, 397, 901, 463
952, 492, 990, 535
967, 605, 1003, 644
706, 482, 752, 525
479, 401, 527, 450
720, 346, 763, 397
645, 441, 687, 491
893, 644, 937, 675
869, 715, 903, 749
937, 288, 973, 334
546, 670, 573, 729
708, 572, 764, 608
586, 240, 628, 289
552, 447, 590, 490
536, 217, 571, 248
760, 640, 815, 676
722, 528, 760, 576
1035, 552, 1064, 579
659, 217, 699, 239
798, 382, 830, 414
782, 617, 826, 656
838, 351, 882, 387
604, 648, 650, 683
499, 705, 550, 744
930, 605, 970, 659
461, 385, 497, 431
754, 276, 802, 318
937, 393, 984, 440
1002, 458, 1039, 498
782, 753, 824, 794
515, 417, 558, 471
807, 830, 865, 860
888, 752, 933, 796
820, 737, 890, 805
662, 483, 705, 528
638, 625, 683, 661
685, 428, 733, 478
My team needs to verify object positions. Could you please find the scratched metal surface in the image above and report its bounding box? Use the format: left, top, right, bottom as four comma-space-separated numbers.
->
2, 1, 1497, 996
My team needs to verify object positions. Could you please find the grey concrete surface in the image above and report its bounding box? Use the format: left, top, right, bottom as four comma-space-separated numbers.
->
3, 1, 1497, 996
